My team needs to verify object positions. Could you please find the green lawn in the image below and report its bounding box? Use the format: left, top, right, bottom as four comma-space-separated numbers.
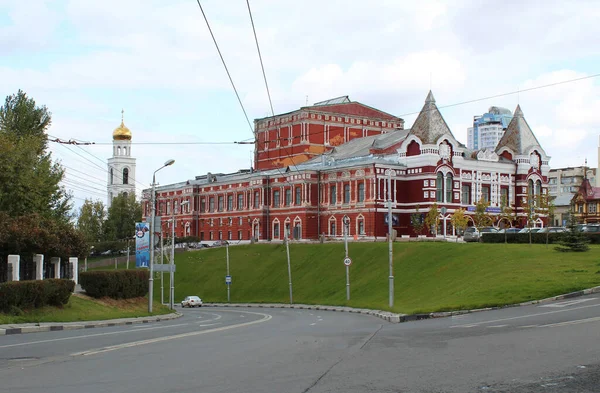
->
0, 295, 172, 325
163, 242, 600, 315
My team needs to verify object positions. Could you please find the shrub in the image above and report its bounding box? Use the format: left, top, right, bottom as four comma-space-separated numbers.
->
480, 232, 600, 245
0, 279, 75, 313
80, 270, 149, 299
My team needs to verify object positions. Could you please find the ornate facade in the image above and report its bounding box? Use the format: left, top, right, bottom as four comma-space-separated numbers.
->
142, 92, 550, 240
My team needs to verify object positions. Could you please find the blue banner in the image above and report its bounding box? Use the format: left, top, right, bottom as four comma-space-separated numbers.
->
467, 206, 501, 213
135, 222, 150, 268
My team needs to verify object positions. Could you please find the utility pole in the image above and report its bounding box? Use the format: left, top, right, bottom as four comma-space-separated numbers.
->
126, 239, 130, 269
386, 169, 395, 308
226, 243, 230, 303
170, 214, 175, 310
343, 215, 350, 301
285, 229, 293, 304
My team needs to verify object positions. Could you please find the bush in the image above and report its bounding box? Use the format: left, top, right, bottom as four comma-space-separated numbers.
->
80, 270, 149, 299
480, 233, 600, 245
0, 279, 75, 313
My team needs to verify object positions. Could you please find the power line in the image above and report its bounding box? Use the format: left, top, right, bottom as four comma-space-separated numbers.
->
195, 0, 254, 135
246, 0, 274, 117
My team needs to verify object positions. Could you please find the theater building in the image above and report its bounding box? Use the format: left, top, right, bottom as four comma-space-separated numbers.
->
142, 91, 550, 241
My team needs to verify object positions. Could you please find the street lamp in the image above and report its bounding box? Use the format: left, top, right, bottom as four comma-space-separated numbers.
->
149, 159, 175, 313
385, 169, 396, 308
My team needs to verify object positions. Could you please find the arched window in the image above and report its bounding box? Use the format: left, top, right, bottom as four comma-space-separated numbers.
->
358, 182, 365, 203
110, 168, 113, 185
123, 168, 129, 185
436, 173, 444, 202
445, 174, 453, 203
528, 179, 534, 202
117, 147, 121, 156
123, 192, 128, 198
535, 180, 542, 206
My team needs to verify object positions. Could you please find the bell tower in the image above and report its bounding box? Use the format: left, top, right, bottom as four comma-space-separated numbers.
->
107, 110, 136, 208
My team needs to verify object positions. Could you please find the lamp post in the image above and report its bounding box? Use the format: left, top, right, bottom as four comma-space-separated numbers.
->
149, 159, 175, 313
385, 169, 396, 309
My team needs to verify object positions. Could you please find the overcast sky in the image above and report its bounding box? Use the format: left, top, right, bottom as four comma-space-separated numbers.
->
1, 0, 599, 212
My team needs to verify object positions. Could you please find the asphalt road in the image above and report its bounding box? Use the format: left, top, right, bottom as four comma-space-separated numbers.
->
1, 295, 600, 393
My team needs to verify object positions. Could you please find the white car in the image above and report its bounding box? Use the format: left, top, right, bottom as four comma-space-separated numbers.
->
181, 296, 203, 308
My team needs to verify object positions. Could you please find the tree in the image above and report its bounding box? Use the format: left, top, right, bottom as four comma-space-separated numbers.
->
539, 192, 555, 247
555, 211, 590, 253
473, 198, 492, 229
450, 208, 468, 242
498, 195, 515, 244
410, 205, 425, 237
425, 203, 440, 237
104, 193, 142, 241
77, 199, 107, 243
0, 90, 71, 221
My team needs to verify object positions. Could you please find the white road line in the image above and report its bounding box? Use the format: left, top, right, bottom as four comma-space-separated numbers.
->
196, 323, 221, 327
452, 302, 600, 328
0, 323, 190, 349
71, 311, 272, 357
518, 325, 538, 329
539, 316, 600, 328
310, 323, 316, 326
449, 325, 477, 328
539, 298, 596, 308
488, 325, 508, 328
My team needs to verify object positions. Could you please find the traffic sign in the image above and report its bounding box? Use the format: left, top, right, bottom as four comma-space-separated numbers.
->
343, 257, 352, 266
154, 264, 176, 272
225, 275, 232, 285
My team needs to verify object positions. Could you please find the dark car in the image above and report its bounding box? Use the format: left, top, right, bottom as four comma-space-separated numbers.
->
581, 224, 600, 233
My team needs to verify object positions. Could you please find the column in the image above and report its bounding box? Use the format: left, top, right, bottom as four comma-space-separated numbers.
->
8, 255, 20, 281
34, 254, 44, 280
51, 257, 61, 279
70, 257, 79, 284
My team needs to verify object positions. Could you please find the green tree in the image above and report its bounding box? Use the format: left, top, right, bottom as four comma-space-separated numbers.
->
410, 205, 425, 237
425, 203, 440, 236
555, 211, 590, 253
450, 208, 468, 242
104, 193, 142, 241
77, 199, 107, 243
0, 90, 71, 221
473, 198, 492, 229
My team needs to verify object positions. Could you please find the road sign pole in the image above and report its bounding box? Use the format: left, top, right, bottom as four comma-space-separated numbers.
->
387, 169, 394, 309
226, 243, 230, 303
285, 234, 293, 304
160, 232, 164, 305
344, 216, 350, 301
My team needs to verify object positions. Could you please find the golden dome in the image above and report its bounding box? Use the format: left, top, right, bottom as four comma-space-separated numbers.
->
113, 109, 132, 140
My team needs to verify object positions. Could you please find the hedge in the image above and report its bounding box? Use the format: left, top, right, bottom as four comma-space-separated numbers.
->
79, 270, 149, 299
480, 233, 600, 244
0, 279, 75, 313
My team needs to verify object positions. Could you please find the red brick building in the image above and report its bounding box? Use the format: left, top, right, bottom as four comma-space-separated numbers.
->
142, 92, 550, 241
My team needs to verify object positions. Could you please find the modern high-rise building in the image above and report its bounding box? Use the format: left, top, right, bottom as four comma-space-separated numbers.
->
107, 111, 136, 208
467, 106, 513, 150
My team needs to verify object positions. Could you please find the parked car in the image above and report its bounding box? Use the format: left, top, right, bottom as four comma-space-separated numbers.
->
537, 227, 567, 234
464, 227, 498, 242
518, 228, 542, 234
581, 224, 600, 233
498, 228, 521, 234
181, 296, 203, 308
212, 240, 229, 247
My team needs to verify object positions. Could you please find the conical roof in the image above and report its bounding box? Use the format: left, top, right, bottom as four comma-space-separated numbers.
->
408, 91, 454, 144
495, 105, 541, 155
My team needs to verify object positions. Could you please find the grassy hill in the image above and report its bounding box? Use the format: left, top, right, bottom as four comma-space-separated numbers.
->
160, 242, 600, 314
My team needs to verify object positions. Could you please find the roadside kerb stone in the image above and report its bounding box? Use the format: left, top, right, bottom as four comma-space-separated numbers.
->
0, 312, 182, 336
204, 284, 600, 324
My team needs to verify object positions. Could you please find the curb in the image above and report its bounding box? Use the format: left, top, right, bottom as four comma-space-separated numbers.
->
0, 312, 183, 336
204, 285, 600, 324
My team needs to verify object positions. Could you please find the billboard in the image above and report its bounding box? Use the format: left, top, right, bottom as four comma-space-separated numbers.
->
135, 222, 150, 268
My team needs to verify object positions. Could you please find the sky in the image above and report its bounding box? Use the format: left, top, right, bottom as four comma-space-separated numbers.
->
1, 0, 599, 213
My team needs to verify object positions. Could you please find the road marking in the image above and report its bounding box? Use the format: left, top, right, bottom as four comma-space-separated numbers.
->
196, 312, 222, 322
488, 325, 508, 328
0, 323, 190, 349
518, 325, 538, 329
539, 298, 596, 308
450, 325, 477, 328
310, 323, 316, 326
539, 316, 600, 328
452, 302, 600, 328
196, 323, 221, 327
71, 310, 272, 357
